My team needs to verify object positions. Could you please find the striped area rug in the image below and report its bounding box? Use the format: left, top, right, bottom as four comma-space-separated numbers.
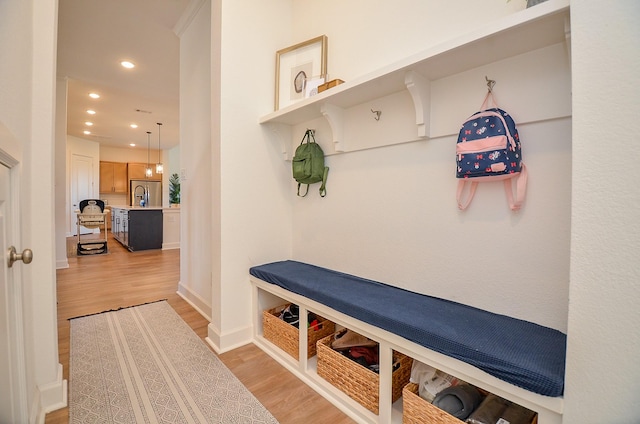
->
69, 300, 278, 423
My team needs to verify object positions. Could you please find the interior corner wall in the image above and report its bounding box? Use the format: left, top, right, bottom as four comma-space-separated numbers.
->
286, 0, 570, 332
179, 0, 213, 321
213, 0, 294, 351
564, 1, 640, 422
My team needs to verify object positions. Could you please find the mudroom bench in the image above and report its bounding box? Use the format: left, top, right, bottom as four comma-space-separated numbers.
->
250, 260, 566, 424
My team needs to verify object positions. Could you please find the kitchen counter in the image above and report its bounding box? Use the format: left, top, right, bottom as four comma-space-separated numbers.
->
110, 206, 163, 251
109, 205, 165, 211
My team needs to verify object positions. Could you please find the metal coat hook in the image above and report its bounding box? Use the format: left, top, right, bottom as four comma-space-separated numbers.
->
371, 109, 382, 121
485, 76, 496, 93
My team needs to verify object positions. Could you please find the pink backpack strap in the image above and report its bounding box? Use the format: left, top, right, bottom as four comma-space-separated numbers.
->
480, 91, 498, 111
504, 163, 528, 211
458, 163, 528, 211
457, 180, 478, 211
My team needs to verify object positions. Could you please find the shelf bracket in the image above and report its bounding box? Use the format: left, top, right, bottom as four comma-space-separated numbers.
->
320, 103, 345, 152
404, 70, 431, 138
263, 122, 293, 160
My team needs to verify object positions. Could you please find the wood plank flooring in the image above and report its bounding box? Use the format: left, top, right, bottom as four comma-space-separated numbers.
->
45, 235, 355, 424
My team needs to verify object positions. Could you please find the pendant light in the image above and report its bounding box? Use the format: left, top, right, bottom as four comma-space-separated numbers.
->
145, 131, 153, 177
155, 122, 163, 174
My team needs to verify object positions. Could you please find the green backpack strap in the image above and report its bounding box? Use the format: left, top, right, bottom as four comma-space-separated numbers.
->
297, 182, 310, 197
319, 166, 328, 197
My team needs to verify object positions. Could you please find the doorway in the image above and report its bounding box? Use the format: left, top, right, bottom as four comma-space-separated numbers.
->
70, 153, 95, 236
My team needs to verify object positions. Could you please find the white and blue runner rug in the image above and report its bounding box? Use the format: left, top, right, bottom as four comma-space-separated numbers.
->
70, 300, 278, 423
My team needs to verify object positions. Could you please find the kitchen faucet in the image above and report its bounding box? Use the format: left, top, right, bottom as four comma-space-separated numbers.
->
134, 184, 148, 207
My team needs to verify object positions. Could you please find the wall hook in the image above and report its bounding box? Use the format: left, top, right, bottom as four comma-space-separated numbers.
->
485, 76, 496, 93
371, 109, 382, 121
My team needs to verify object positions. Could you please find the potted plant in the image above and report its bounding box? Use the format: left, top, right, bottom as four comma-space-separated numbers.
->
169, 173, 180, 207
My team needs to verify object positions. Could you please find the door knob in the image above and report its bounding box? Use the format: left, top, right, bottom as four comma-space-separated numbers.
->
7, 246, 33, 268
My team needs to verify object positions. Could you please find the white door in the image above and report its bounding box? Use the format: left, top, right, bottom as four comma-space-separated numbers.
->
70, 153, 94, 236
0, 160, 29, 423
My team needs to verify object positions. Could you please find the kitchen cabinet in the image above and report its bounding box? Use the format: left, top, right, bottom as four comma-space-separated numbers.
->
127, 163, 162, 181
99, 161, 128, 193
111, 206, 163, 251
111, 207, 128, 246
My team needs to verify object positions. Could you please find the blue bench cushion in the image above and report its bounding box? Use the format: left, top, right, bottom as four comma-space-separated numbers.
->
250, 260, 566, 397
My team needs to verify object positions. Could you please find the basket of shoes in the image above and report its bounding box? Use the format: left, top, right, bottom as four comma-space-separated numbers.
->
316, 329, 413, 415
403, 382, 538, 424
403, 382, 468, 424
262, 303, 335, 360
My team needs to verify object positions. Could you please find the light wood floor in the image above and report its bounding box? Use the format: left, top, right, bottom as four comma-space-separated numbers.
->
45, 235, 354, 424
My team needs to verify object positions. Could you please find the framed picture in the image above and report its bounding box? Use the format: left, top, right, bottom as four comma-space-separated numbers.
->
275, 35, 328, 111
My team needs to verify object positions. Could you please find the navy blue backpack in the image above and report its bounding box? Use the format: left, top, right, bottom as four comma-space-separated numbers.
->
456, 92, 527, 211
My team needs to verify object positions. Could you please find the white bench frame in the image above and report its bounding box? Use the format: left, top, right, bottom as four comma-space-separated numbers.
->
251, 275, 564, 424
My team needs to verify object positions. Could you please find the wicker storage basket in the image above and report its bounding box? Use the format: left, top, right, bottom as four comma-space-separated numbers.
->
262, 304, 335, 360
316, 331, 413, 415
403, 383, 538, 424
403, 382, 464, 424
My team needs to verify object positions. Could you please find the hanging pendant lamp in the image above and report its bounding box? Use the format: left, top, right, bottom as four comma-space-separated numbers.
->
145, 131, 153, 177
155, 122, 163, 174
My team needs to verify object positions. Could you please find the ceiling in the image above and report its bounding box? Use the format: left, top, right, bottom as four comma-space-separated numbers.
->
57, 0, 192, 151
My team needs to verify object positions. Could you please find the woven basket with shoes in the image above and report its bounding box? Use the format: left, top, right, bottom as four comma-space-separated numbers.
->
316, 330, 412, 415
262, 303, 335, 360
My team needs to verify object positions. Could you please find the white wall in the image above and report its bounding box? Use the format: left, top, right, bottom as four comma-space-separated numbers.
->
55, 79, 69, 270
99, 144, 158, 163
179, 0, 294, 351
286, 1, 570, 332
216, 0, 295, 351
178, 0, 214, 321
0, 0, 66, 420
292, 0, 526, 84
565, 0, 640, 422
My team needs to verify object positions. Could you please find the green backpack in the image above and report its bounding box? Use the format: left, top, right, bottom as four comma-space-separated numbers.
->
292, 129, 329, 197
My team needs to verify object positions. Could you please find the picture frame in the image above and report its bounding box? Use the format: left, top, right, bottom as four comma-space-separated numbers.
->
274, 35, 328, 111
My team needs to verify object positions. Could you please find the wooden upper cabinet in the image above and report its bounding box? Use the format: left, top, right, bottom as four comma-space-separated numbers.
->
99, 161, 128, 193
127, 163, 161, 181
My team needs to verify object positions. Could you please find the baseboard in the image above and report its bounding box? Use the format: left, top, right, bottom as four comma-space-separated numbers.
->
162, 242, 180, 250
56, 259, 69, 270
206, 322, 253, 354
176, 281, 211, 321
33, 364, 67, 424
176, 282, 253, 353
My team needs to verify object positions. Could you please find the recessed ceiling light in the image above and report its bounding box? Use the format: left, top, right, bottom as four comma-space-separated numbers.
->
130, 123, 138, 129
89, 92, 100, 99
129, 143, 136, 147
121, 61, 135, 69
86, 109, 96, 115
85, 121, 93, 126
83, 130, 91, 135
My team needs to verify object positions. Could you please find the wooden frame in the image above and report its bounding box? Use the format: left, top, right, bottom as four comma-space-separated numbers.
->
274, 35, 328, 111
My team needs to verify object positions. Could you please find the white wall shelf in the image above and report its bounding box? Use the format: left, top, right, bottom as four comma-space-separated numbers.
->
259, 0, 570, 159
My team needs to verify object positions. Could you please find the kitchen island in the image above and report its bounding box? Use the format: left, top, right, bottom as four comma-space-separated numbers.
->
110, 206, 163, 251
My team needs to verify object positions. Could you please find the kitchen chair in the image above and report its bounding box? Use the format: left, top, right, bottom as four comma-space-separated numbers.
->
75, 199, 109, 255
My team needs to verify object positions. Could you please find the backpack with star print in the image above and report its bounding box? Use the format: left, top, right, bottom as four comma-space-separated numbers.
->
455, 92, 527, 211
